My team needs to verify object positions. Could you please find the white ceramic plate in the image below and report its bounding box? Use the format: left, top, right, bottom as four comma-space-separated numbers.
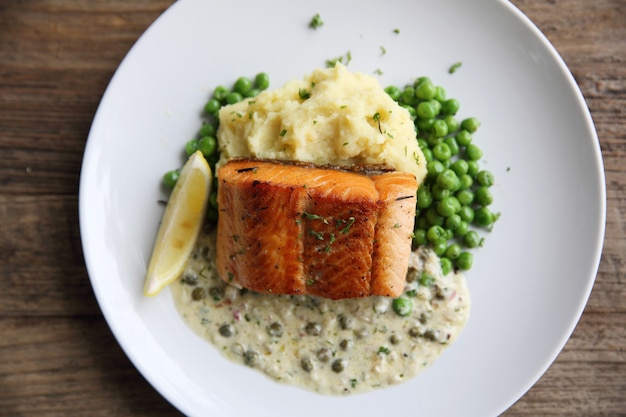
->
79, 0, 606, 415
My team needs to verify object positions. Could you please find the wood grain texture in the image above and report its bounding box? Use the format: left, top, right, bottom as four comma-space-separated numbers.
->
0, 0, 624, 416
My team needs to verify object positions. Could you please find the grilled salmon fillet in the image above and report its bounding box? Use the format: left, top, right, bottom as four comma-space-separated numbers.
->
216, 158, 417, 299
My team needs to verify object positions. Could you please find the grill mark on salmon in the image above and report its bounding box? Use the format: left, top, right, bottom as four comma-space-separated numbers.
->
216, 158, 417, 299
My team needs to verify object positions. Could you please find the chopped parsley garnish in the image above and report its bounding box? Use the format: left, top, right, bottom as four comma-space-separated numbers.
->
299, 88, 311, 100
303, 212, 329, 224
309, 229, 324, 241
449, 61, 463, 74
393, 28, 400, 34
378, 346, 390, 355
326, 51, 352, 68
372, 112, 382, 133
340, 217, 356, 234
309, 13, 324, 29
279, 129, 287, 137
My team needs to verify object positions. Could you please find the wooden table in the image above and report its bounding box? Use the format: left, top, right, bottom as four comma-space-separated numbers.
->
1, 1, 624, 415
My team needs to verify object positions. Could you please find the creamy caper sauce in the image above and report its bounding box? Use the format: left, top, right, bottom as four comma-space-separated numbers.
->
171, 228, 470, 395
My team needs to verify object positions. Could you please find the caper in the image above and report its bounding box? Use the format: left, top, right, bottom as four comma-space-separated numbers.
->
419, 311, 432, 324
331, 359, 346, 373
182, 273, 198, 286
191, 287, 205, 301
423, 330, 438, 341
353, 328, 369, 340
301, 357, 314, 372
208, 286, 224, 301
406, 267, 420, 283
389, 334, 401, 345
409, 326, 422, 338
316, 347, 332, 363
305, 322, 322, 336
267, 321, 283, 337
219, 324, 233, 337
338, 314, 353, 330
244, 350, 258, 367
339, 339, 352, 351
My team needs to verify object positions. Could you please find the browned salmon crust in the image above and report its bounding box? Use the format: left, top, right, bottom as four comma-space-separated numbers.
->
216, 159, 417, 299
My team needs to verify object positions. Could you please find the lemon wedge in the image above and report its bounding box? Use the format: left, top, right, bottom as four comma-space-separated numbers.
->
144, 151, 212, 296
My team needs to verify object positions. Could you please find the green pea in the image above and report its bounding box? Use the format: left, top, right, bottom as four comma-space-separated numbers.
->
463, 230, 481, 248
433, 240, 447, 256
466, 165, 479, 183
162, 169, 180, 189
213, 85, 229, 102
474, 207, 495, 227
392, 297, 413, 316
209, 190, 218, 210
414, 76, 431, 87
199, 122, 216, 137
445, 243, 462, 260
432, 119, 449, 138
244, 88, 261, 98
466, 143, 483, 161
436, 169, 458, 190
234, 77, 252, 95
254, 72, 270, 90
417, 186, 433, 209
426, 207, 445, 226
412, 229, 427, 248
437, 196, 461, 217
454, 221, 469, 237
450, 159, 469, 177
477, 170, 495, 187
441, 98, 460, 115
425, 151, 435, 165
185, 139, 199, 156
456, 189, 474, 206
204, 98, 221, 115
226, 92, 243, 104
456, 251, 474, 270
385, 85, 402, 101
416, 117, 434, 132
402, 87, 417, 106
458, 205, 475, 223
434, 86, 447, 102
474, 186, 494, 206
415, 216, 429, 230
440, 257, 453, 275
416, 101, 437, 119
430, 99, 442, 116
427, 160, 445, 178
444, 136, 460, 156
426, 225, 447, 243
455, 130, 472, 146
445, 213, 462, 231
459, 174, 473, 190
430, 184, 450, 201
198, 136, 217, 157
444, 115, 459, 132
461, 117, 481, 133
433, 143, 452, 161
415, 80, 436, 100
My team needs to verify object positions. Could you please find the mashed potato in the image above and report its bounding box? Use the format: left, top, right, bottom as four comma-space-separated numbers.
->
217, 64, 426, 182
